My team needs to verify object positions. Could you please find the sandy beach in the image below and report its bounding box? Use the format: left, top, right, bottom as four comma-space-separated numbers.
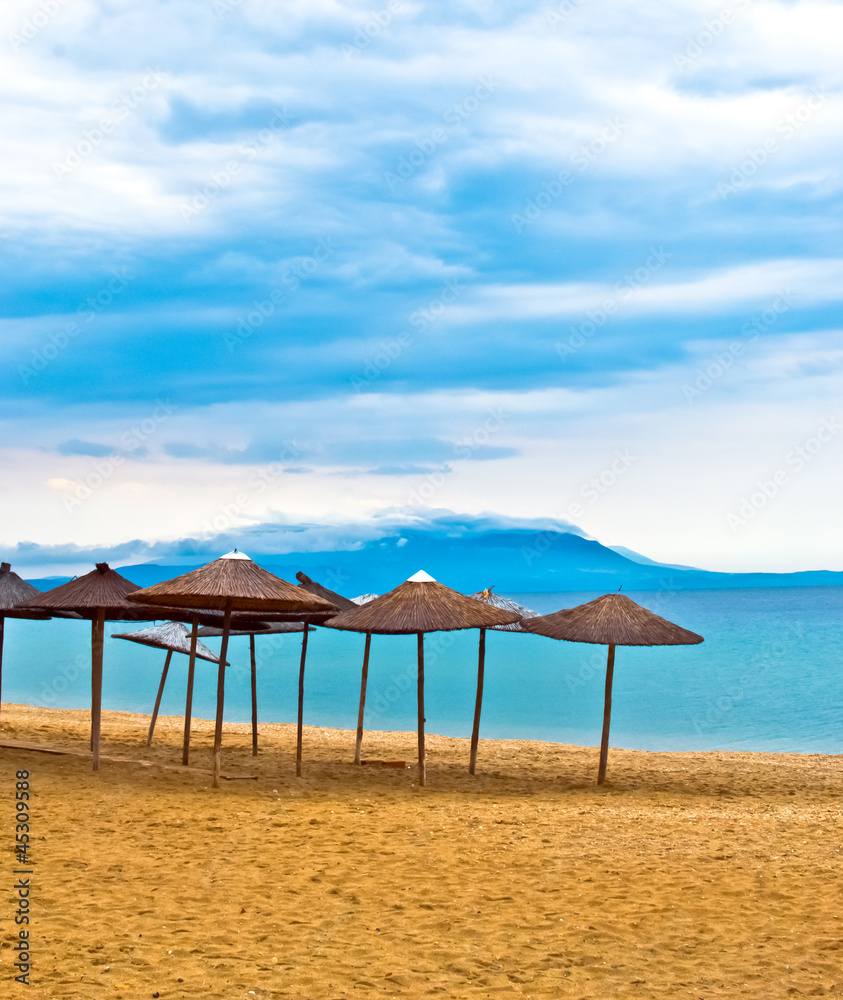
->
1, 702, 841, 999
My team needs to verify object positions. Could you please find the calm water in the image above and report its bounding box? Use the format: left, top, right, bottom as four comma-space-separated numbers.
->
2, 587, 841, 753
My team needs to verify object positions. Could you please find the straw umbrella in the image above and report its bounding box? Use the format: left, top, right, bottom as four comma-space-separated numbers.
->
17, 563, 166, 770
296, 572, 373, 764
323, 570, 520, 786
0, 562, 52, 720
295, 572, 357, 611
111, 621, 225, 746
196, 621, 313, 757
521, 593, 704, 784
469, 586, 541, 633
467, 586, 541, 775
125, 551, 336, 786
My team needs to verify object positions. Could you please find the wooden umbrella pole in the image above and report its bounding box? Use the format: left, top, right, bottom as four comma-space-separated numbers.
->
295, 626, 309, 778
469, 628, 486, 775
90, 618, 96, 751
250, 634, 258, 757
417, 632, 426, 787
212, 602, 232, 789
91, 609, 105, 772
147, 650, 173, 745
182, 615, 198, 766
354, 632, 371, 765
597, 643, 616, 786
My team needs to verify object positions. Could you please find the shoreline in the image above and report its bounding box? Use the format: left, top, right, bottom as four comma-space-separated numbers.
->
1, 701, 840, 764
1, 702, 840, 791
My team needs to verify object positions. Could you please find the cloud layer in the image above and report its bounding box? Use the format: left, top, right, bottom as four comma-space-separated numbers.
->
2, 0, 841, 573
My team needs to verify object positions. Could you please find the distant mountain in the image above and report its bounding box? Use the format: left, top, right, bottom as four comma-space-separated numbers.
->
26, 520, 843, 595
605, 545, 700, 572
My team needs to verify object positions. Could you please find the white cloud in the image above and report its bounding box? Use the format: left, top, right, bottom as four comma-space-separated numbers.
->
446, 258, 843, 324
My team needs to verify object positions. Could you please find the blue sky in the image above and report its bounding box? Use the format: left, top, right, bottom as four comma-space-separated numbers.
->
2, 0, 841, 576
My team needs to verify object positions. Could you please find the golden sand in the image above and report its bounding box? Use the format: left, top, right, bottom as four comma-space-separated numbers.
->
1, 703, 841, 999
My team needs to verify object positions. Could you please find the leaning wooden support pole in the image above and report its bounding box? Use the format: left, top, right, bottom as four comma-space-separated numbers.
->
469, 628, 486, 775
212, 602, 233, 789
417, 632, 426, 787
147, 650, 173, 745
91, 609, 105, 772
597, 643, 616, 786
182, 615, 198, 766
250, 634, 258, 757
354, 633, 372, 765
295, 626, 309, 777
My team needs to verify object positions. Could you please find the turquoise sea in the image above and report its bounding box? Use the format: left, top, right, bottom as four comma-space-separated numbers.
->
2, 586, 841, 754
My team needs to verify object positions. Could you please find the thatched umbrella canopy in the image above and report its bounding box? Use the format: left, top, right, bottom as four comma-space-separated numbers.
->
296, 572, 357, 612
196, 622, 311, 637
469, 586, 541, 633
324, 570, 520, 786
325, 571, 519, 635
127, 552, 335, 615
522, 593, 704, 784
197, 620, 315, 758
126, 551, 336, 786
112, 621, 224, 746
114, 620, 225, 658
19, 562, 161, 620
17, 562, 168, 769
465, 586, 542, 775
1, 562, 51, 720
0, 562, 47, 617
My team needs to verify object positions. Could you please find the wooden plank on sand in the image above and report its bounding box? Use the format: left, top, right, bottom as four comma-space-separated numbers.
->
0, 740, 258, 779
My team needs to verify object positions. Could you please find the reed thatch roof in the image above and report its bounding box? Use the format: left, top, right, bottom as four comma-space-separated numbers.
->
125, 551, 337, 615
296, 571, 357, 611
111, 621, 223, 663
0, 562, 50, 619
191, 609, 287, 629
196, 622, 314, 637
521, 593, 704, 646
17, 563, 164, 621
324, 570, 521, 635
469, 586, 541, 633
